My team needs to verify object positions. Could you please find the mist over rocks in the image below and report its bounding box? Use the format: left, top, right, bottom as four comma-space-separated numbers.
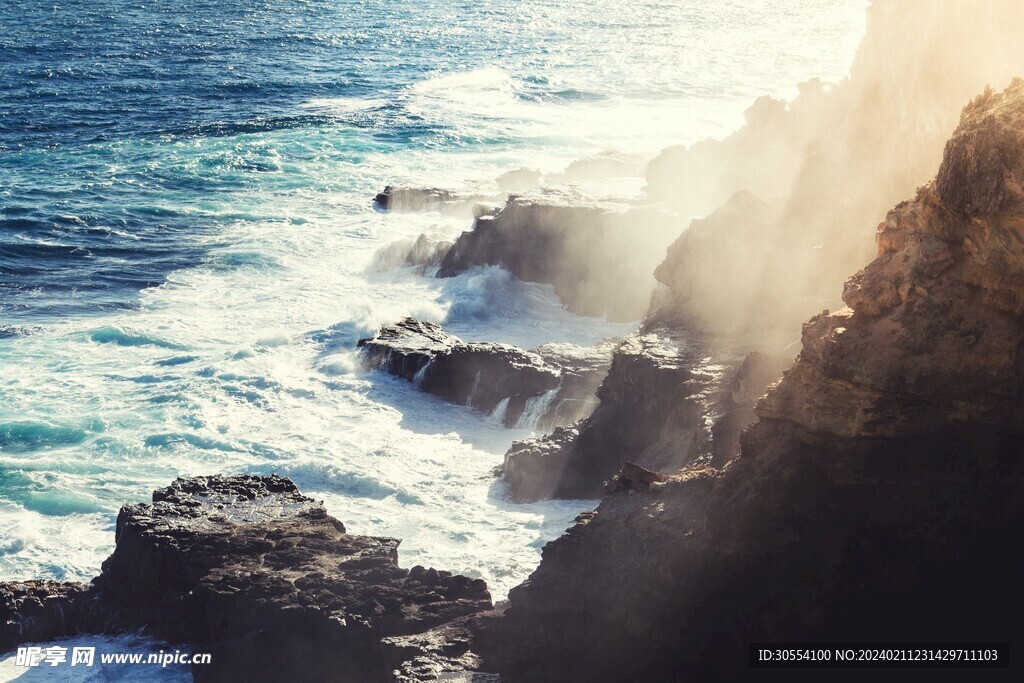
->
497, 0, 1024, 505
500, 192, 793, 502
646, 0, 1024, 337
1, 475, 493, 682
758, 80, 1024, 441
358, 318, 614, 431
477, 80, 1024, 683
370, 233, 455, 276
502, 331, 790, 502
374, 186, 500, 219
436, 188, 683, 322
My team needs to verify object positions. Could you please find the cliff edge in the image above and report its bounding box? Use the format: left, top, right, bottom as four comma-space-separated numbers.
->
478, 81, 1024, 682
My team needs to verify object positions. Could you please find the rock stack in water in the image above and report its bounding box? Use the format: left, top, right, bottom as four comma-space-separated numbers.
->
1, 475, 493, 682
476, 82, 1024, 682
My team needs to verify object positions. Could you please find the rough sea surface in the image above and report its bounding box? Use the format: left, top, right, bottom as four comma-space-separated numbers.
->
1, 0, 865, 677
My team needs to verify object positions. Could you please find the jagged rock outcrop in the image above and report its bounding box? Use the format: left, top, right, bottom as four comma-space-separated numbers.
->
499, 0, 1024, 504
359, 318, 614, 431
646, 0, 1024, 335
501, 197, 792, 501
1, 475, 492, 682
503, 333, 789, 501
437, 189, 682, 321
476, 82, 1024, 683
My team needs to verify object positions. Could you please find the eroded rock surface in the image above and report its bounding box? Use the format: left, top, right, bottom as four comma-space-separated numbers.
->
1, 476, 492, 683
359, 318, 614, 431
477, 81, 1024, 683
0, 581, 95, 653
501, 198, 793, 502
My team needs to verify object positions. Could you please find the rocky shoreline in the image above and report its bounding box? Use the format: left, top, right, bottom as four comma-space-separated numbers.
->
6, 3, 1024, 681
2, 475, 493, 682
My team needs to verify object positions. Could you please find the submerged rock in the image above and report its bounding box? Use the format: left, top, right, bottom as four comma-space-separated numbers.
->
358, 318, 614, 431
436, 189, 682, 322
476, 81, 1024, 683
1, 475, 492, 683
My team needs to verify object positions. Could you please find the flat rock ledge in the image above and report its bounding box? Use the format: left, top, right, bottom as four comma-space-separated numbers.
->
0, 475, 493, 683
358, 318, 614, 432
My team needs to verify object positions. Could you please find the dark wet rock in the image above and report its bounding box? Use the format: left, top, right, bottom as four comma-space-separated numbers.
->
371, 234, 454, 275
383, 617, 501, 683
374, 186, 498, 218
437, 189, 682, 321
1, 476, 492, 683
0, 581, 94, 653
358, 318, 614, 431
476, 81, 1024, 683
502, 332, 788, 502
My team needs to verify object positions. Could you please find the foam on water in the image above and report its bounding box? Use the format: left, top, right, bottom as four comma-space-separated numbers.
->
0, 0, 869, 672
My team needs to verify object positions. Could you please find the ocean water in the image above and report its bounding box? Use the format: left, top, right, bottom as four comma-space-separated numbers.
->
0, 0, 866, 676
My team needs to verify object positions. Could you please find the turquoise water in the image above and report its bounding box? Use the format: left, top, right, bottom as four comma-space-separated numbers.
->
0, 2, 867, 671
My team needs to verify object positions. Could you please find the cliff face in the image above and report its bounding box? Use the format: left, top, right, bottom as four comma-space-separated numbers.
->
647, 0, 1024, 336
502, 195, 791, 502
500, 0, 1024, 503
759, 81, 1024, 441
479, 83, 1024, 682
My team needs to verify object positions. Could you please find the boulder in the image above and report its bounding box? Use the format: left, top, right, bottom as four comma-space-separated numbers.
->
1, 475, 492, 683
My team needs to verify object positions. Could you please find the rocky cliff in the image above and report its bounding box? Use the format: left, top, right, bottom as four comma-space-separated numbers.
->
502, 195, 792, 501
477, 81, 1024, 682
499, 0, 1024, 503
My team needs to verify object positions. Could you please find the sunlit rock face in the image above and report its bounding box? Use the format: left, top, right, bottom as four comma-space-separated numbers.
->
759, 81, 1024, 441
647, 0, 1024, 336
478, 82, 1024, 683
437, 188, 683, 322
500, 0, 1024, 504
